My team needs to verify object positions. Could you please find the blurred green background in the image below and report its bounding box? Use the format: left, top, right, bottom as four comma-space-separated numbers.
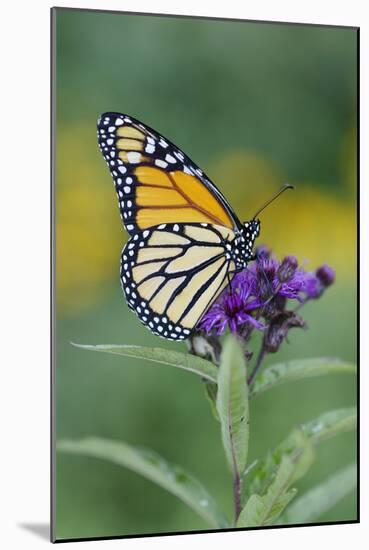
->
54, 8, 357, 540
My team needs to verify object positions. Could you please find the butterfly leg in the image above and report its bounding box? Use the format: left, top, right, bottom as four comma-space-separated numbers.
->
227, 269, 234, 295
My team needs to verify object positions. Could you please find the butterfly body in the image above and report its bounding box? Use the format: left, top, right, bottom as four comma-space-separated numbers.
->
97, 112, 260, 340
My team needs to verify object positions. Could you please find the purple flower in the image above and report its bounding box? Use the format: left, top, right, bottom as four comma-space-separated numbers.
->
194, 247, 336, 386
197, 248, 335, 338
277, 255, 298, 282
299, 264, 336, 300
250, 255, 310, 304
199, 285, 264, 336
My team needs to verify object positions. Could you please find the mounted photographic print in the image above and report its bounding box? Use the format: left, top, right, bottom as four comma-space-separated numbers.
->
51, 7, 359, 543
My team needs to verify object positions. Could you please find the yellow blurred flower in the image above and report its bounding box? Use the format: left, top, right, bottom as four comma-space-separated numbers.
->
56, 124, 124, 314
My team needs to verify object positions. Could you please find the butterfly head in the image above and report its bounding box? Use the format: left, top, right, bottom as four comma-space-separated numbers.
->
245, 219, 260, 238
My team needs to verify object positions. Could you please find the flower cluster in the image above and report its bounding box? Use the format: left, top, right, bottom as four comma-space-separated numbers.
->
198, 247, 335, 356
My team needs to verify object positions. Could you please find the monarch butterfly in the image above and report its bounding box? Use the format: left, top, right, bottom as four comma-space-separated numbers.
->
97, 112, 289, 341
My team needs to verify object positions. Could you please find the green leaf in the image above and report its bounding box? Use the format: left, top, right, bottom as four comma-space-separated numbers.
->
58, 437, 228, 529
216, 336, 249, 478
242, 407, 356, 505
237, 452, 304, 527
279, 463, 357, 525
251, 358, 356, 398
301, 407, 357, 445
243, 429, 315, 504
204, 381, 220, 421
72, 343, 218, 383
238, 489, 297, 528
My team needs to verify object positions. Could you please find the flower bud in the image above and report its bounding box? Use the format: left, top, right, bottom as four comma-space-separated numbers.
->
264, 322, 285, 353
316, 264, 335, 287
264, 311, 305, 352
255, 245, 270, 260
277, 255, 298, 283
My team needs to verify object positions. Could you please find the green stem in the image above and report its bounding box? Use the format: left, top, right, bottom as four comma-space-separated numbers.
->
233, 472, 242, 523
248, 345, 267, 386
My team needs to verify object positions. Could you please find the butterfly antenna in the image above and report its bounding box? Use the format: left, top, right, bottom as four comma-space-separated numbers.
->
252, 183, 294, 220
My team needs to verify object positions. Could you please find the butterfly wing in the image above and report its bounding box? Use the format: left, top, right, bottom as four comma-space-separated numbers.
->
97, 112, 241, 234
121, 222, 236, 339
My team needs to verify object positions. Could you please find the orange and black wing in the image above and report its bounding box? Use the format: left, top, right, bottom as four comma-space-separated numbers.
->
97, 112, 240, 235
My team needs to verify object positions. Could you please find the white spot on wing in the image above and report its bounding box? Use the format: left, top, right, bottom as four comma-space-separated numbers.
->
145, 143, 155, 154
127, 152, 141, 163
